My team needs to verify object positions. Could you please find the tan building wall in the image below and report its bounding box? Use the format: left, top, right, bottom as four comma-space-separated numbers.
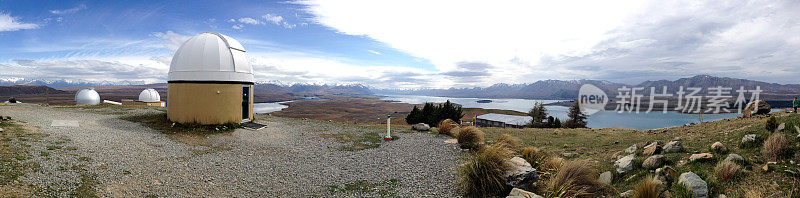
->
122, 100, 164, 107
167, 83, 253, 124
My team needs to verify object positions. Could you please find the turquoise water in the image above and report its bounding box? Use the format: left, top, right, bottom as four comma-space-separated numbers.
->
379, 94, 748, 130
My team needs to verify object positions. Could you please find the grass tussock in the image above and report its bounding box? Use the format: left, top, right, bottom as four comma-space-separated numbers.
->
495, 134, 520, 150
438, 119, 458, 136
545, 160, 601, 197
540, 157, 564, 173
714, 160, 742, 183
762, 133, 793, 161
765, 116, 778, 131
457, 126, 485, 150
633, 176, 661, 198
457, 144, 513, 197
521, 147, 549, 170
744, 189, 762, 198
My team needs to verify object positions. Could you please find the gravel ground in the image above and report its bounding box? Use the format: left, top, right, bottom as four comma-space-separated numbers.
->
0, 104, 464, 197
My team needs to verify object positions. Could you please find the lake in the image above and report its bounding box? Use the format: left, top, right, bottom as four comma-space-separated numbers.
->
253, 97, 329, 114
379, 94, 746, 130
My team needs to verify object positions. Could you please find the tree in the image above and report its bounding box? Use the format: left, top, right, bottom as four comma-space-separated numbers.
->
406, 106, 423, 124
527, 102, 548, 128
552, 117, 562, 128
564, 101, 587, 128
407, 100, 464, 126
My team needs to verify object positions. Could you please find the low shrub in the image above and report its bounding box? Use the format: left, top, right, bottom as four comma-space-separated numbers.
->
545, 160, 601, 197
456, 126, 485, 150
457, 144, 513, 197
714, 160, 742, 183
438, 119, 458, 136
495, 134, 520, 150
521, 147, 549, 169
762, 133, 793, 161
633, 176, 661, 198
766, 116, 778, 131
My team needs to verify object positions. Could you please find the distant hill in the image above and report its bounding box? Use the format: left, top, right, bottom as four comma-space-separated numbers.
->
0, 85, 68, 95
375, 75, 800, 100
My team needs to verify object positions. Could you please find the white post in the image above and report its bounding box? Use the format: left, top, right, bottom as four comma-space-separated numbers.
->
385, 115, 392, 141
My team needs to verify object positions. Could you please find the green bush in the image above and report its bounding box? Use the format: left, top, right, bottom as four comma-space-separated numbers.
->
766, 116, 778, 131
405, 101, 463, 126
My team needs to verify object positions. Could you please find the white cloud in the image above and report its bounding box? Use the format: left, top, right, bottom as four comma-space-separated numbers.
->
238, 17, 261, 25
0, 13, 39, 32
232, 24, 243, 30
299, 0, 800, 85
0, 59, 167, 84
367, 50, 381, 55
262, 14, 283, 25
50, 4, 87, 15
151, 31, 191, 52
228, 19, 236, 23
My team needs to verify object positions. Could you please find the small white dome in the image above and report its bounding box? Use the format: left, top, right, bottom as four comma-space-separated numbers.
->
75, 88, 101, 105
169, 31, 254, 83
138, 88, 161, 102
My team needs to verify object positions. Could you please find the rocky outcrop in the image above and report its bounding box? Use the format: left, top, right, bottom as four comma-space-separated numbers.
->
412, 123, 430, 131
643, 142, 662, 155
663, 141, 683, 153
598, 171, 612, 185
506, 188, 543, 198
743, 100, 770, 117
643, 155, 666, 169
615, 154, 636, 173
679, 172, 708, 198
504, 157, 539, 189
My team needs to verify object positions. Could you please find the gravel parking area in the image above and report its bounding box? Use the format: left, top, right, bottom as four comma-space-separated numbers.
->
0, 104, 463, 197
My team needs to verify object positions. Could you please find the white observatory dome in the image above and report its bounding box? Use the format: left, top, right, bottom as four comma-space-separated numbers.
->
75, 88, 101, 105
138, 88, 161, 102
169, 31, 254, 83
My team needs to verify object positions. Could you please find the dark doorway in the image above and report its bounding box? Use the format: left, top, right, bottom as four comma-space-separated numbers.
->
242, 85, 250, 121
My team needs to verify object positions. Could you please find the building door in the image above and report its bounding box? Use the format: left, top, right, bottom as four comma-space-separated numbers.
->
242, 85, 250, 121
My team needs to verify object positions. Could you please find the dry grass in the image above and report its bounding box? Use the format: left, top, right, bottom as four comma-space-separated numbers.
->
495, 134, 520, 150
545, 160, 601, 197
744, 189, 762, 198
438, 119, 458, 136
762, 133, 793, 161
540, 157, 564, 173
457, 144, 513, 197
633, 176, 661, 198
521, 146, 549, 169
456, 126, 485, 150
714, 160, 742, 183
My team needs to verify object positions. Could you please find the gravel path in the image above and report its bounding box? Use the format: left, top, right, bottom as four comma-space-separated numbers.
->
1, 104, 464, 197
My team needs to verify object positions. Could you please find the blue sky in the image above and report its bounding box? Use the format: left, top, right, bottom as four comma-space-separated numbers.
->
1, 0, 800, 88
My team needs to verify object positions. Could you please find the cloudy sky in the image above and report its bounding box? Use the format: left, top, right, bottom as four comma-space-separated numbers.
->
1, 0, 799, 88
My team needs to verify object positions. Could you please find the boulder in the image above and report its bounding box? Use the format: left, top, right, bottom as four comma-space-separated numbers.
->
643, 142, 662, 155
742, 134, 757, 144
411, 123, 430, 131
711, 142, 726, 152
690, 153, 713, 162
663, 141, 683, 153
742, 100, 770, 117
775, 123, 785, 132
678, 172, 708, 198
625, 144, 638, 154
656, 166, 677, 181
643, 155, 666, 169
620, 190, 635, 198
0, 127, 3, 133
504, 157, 539, 189
615, 154, 636, 173
506, 187, 543, 198
724, 154, 744, 163
598, 171, 612, 185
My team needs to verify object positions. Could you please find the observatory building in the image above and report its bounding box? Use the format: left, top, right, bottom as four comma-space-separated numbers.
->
122, 88, 164, 107
75, 88, 101, 106
167, 32, 254, 124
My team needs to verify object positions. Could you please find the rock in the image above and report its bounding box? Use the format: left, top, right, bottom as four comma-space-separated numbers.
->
598, 171, 612, 185
743, 100, 771, 117
643, 155, 666, 169
656, 166, 677, 180
711, 142, 726, 152
444, 139, 458, 144
718, 194, 727, 198
620, 190, 635, 198
562, 152, 575, 158
663, 141, 683, 153
412, 123, 430, 131
742, 134, 757, 144
724, 154, 744, 163
615, 154, 636, 173
625, 144, 638, 154
504, 157, 539, 189
0, 127, 3, 133
775, 123, 785, 132
613, 151, 624, 160
643, 142, 662, 156
506, 187, 543, 198
678, 172, 708, 198
795, 126, 800, 134
689, 153, 713, 162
